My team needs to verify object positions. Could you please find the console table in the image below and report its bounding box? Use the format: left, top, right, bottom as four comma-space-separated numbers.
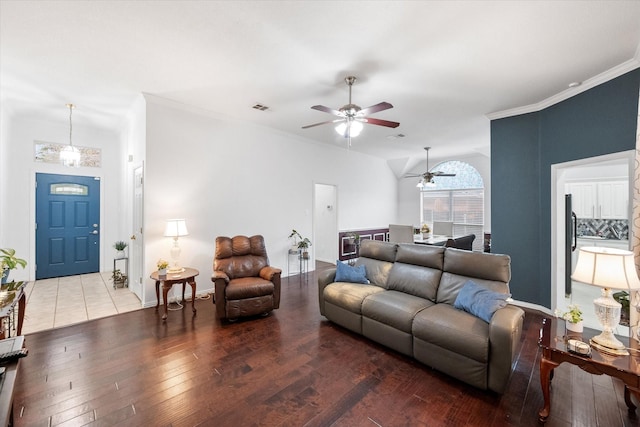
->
538, 317, 640, 422
0, 283, 25, 340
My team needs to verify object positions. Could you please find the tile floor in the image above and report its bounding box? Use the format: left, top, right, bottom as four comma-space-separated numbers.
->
22, 272, 142, 335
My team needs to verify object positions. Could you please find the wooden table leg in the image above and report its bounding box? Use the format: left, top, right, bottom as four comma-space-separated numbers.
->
16, 292, 25, 336
162, 283, 171, 321
189, 279, 197, 315
625, 386, 639, 411
539, 356, 558, 422
155, 280, 160, 311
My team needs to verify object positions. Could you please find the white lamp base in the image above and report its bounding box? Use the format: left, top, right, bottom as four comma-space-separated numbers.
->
590, 331, 629, 356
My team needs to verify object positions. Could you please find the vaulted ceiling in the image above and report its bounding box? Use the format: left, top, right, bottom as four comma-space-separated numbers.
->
2, 1, 639, 175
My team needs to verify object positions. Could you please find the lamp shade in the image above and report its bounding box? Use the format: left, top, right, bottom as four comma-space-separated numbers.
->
571, 246, 640, 290
164, 219, 189, 237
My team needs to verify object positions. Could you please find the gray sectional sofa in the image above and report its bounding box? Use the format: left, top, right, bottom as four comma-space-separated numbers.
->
317, 239, 525, 393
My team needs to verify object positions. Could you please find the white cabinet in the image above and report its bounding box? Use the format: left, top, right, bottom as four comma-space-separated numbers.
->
597, 181, 628, 219
566, 180, 628, 219
567, 182, 596, 218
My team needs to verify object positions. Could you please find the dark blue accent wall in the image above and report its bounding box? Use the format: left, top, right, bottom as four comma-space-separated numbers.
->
491, 68, 640, 307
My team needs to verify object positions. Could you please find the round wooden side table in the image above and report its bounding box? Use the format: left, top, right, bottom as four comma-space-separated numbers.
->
150, 267, 199, 321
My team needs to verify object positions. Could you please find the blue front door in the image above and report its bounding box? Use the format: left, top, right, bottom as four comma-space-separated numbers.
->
36, 173, 100, 279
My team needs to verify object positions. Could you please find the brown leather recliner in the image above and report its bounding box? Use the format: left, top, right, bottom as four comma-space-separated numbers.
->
212, 235, 282, 320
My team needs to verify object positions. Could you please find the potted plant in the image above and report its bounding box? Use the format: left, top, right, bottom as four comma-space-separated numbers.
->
298, 237, 312, 259
113, 240, 128, 259
0, 248, 27, 285
157, 259, 169, 276
561, 304, 583, 333
111, 269, 127, 288
613, 290, 630, 326
421, 223, 431, 238
288, 229, 302, 254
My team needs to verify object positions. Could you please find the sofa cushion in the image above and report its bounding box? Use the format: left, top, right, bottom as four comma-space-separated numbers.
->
335, 261, 369, 284
226, 277, 274, 299
323, 282, 385, 313
362, 290, 434, 333
395, 243, 445, 269
352, 240, 397, 289
413, 303, 490, 363
453, 280, 510, 323
359, 239, 398, 262
355, 257, 394, 289
387, 262, 441, 301
437, 248, 511, 305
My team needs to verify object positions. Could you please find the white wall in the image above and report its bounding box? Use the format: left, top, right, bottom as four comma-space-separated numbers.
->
0, 109, 124, 282
397, 153, 491, 232
142, 96, 398, 305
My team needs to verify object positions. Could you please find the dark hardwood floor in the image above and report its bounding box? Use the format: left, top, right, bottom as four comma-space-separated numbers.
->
13, 262, 640, 426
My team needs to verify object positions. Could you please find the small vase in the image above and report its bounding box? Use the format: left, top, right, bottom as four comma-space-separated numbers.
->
158, 268, 167, 276
566, 320, 583, 333
116, 250, 125, 259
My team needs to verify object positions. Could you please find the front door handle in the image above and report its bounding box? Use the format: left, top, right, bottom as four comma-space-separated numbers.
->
91, 230, 99, 235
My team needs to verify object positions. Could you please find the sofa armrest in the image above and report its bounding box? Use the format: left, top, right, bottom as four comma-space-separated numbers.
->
259, 266, 282, 281
212, 270, 229, 283
211, 271, 230, 319
317, 267, 337, 316
260, 266, 282, 309
488, 304, 525, 393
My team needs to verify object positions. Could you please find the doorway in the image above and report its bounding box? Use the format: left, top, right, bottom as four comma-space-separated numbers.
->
313, 183, 338, 263
551, 150, 633, 331
129, 165, 144, 301
35, 173, 101, 279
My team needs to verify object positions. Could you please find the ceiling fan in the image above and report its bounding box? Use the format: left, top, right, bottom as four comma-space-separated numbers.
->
302, 76, 400, 144
404, 147, 456, 188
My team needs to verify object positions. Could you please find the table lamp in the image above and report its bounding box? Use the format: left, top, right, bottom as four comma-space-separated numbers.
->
164, 219, 188, 273
571, 246, 640, 356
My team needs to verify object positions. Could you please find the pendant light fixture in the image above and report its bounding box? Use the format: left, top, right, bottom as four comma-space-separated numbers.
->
60, 103, 81, 167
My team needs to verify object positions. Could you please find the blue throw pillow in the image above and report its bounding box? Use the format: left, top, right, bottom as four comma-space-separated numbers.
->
335, 261, 369, 284
453, 280, 510, 323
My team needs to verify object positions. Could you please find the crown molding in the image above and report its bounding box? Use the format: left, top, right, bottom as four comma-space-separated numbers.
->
487, 57, 640, 121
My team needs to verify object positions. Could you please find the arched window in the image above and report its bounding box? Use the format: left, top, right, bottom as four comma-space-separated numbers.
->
420, 161, 484, 251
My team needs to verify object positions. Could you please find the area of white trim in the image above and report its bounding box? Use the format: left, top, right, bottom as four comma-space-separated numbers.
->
487, 58, 640, 120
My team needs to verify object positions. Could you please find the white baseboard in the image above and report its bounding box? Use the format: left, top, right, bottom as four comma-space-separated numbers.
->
142, 288, 214, 309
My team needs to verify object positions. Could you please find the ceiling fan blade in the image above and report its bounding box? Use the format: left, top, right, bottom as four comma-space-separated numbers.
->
433, 172, 456, 177
403, 173, 423, 178
359, 101, 393, 116
363, 117, 400, 128
301, 119, 343, 129
311, 105, 344, 117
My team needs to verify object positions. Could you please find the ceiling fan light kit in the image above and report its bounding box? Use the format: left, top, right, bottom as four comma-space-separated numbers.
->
302, 76, 399, 145
405, 147, 456, 189
335, 119, 363, 138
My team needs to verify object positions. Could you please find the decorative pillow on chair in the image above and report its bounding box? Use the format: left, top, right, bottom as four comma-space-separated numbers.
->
453, 280, 510, 323
335, 261, 370, 284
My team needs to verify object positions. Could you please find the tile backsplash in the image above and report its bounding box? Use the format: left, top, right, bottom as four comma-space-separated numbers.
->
576, 218, 628, 240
